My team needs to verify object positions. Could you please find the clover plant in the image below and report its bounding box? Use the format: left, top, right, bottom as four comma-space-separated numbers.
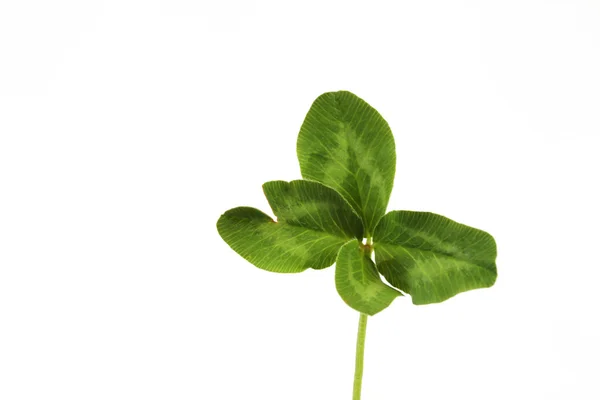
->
217, 91, 497, 399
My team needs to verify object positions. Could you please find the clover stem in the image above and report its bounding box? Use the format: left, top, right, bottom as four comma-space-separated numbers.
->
352, 312, 368, 400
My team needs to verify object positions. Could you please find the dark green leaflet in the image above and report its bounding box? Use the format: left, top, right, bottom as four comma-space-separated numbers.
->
297, 91, 396, 236
263, 180, 363, 240
374, 211, 497, 305
217, 180, 364, 272
335, 239, 401, 315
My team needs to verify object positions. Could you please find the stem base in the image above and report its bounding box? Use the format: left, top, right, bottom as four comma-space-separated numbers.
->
353, 313, 368, 400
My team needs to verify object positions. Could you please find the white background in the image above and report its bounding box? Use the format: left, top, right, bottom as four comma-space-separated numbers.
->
1, 1, 599, 399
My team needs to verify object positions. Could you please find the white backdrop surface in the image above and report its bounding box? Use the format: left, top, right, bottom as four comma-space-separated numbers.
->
1, 1, 599, 399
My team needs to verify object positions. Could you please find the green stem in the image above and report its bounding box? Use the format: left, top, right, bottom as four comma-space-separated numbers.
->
353, 312, 368, 400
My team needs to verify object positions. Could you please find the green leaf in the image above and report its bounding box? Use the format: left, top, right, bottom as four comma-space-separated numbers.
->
296, 91, 396, 236
263, 180, 363, 241
217, 180, 363, 273
373, 211, 497, 305
335, 239, 401, 315
217, 207, 346, 273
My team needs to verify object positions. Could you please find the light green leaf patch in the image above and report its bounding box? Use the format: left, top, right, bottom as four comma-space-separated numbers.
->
374, 211, 497, 305
297, 91, 396, 236
217, 180, 363, 273
335, 240, 401, 315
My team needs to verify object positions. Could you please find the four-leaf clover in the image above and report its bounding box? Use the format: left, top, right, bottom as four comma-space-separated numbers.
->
217, 91, 497, 314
